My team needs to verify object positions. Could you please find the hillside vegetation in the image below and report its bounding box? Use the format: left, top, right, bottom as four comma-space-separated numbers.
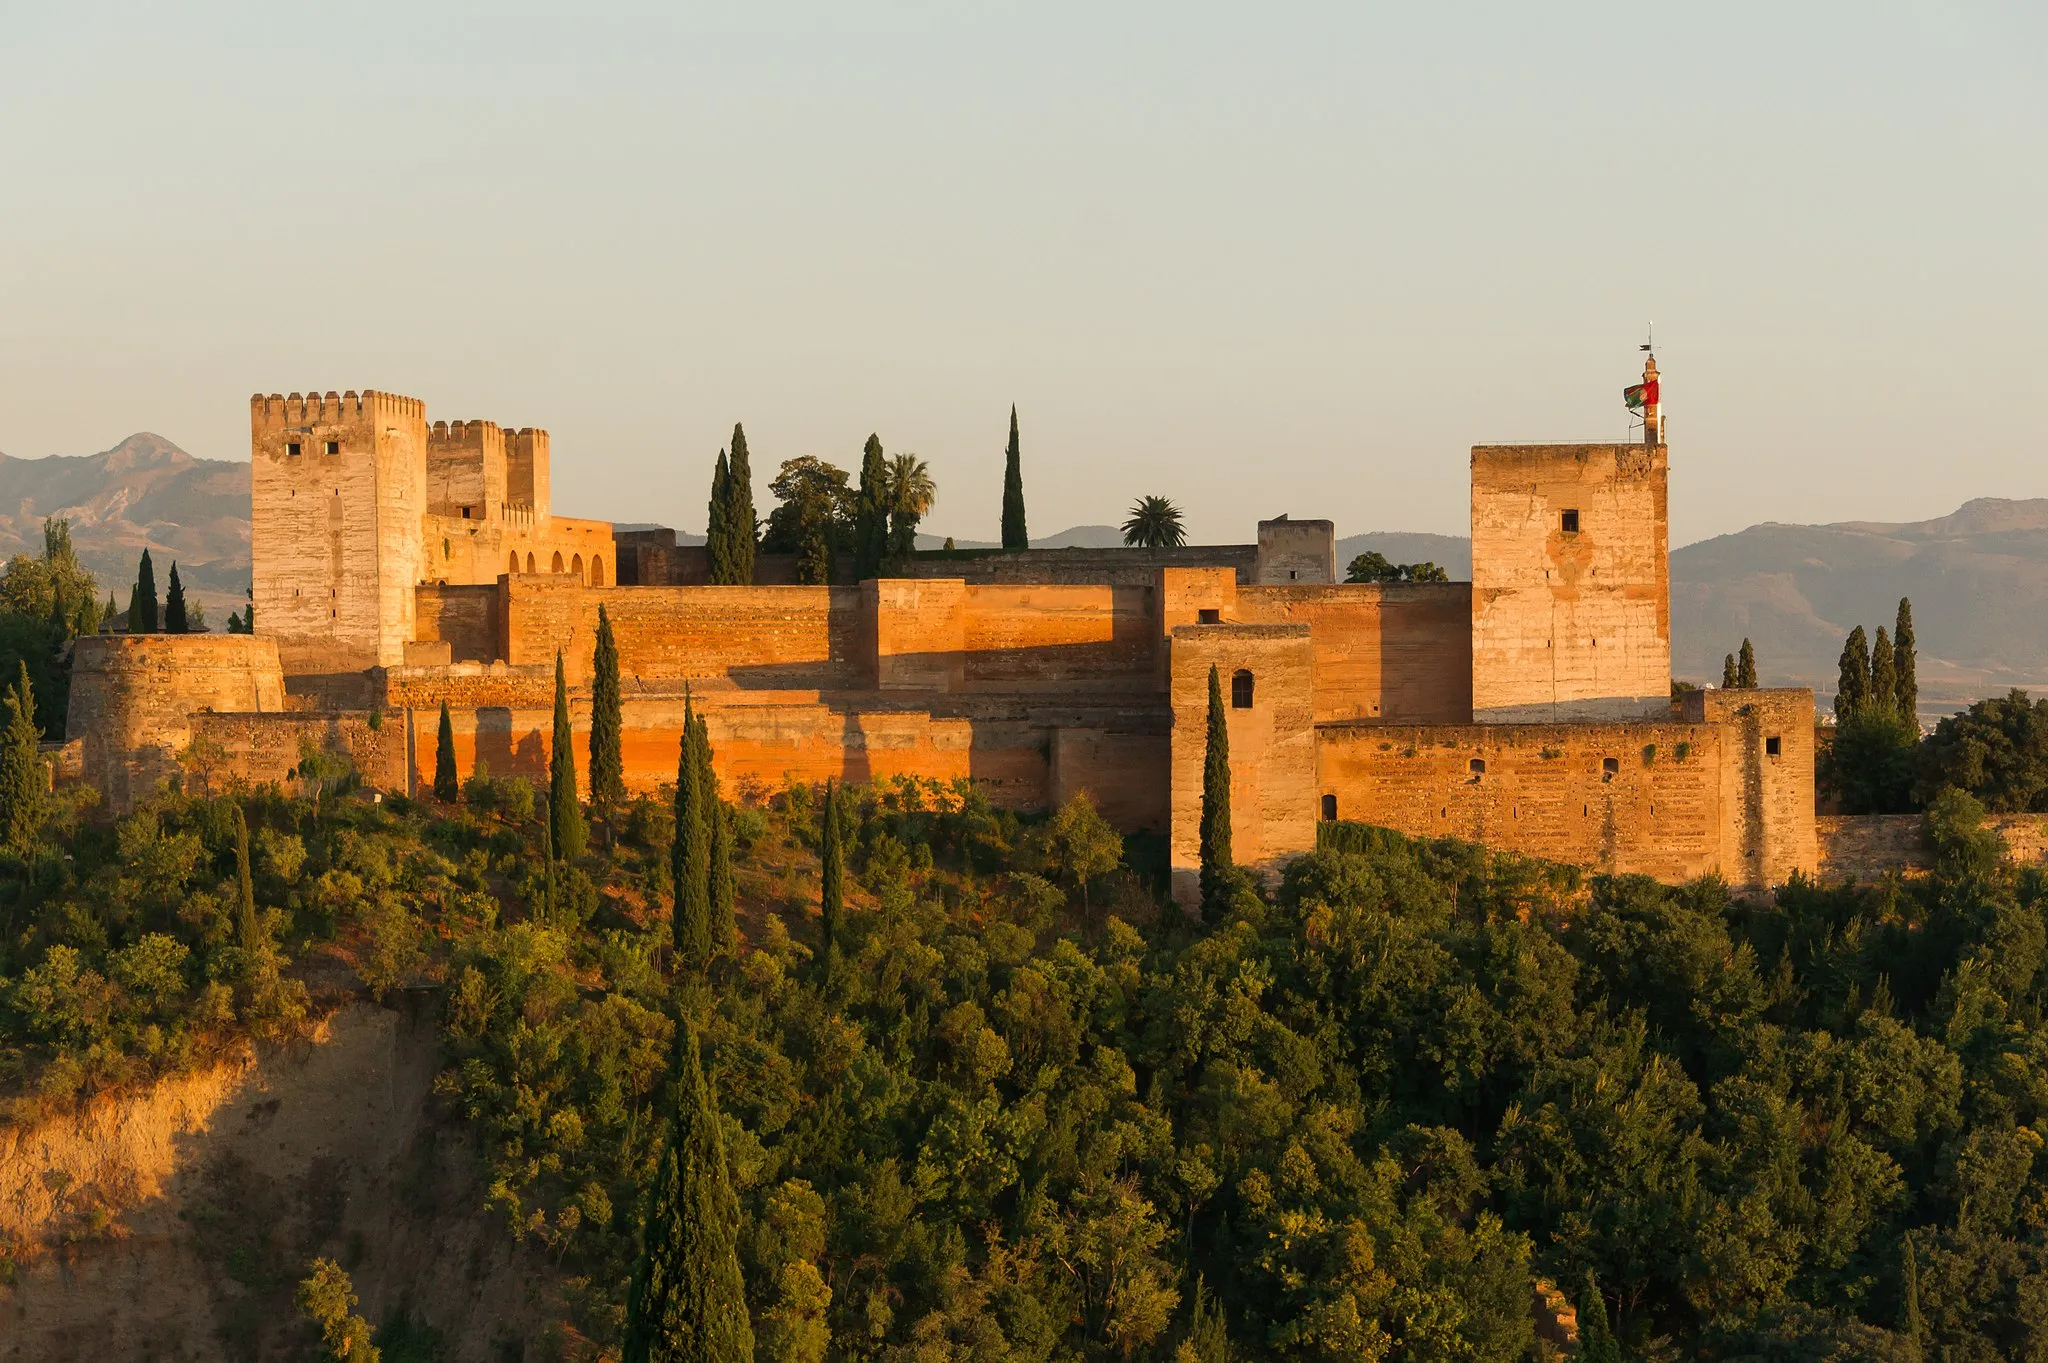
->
6, 760, 2048, 1360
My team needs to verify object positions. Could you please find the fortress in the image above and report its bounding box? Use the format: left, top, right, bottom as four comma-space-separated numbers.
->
64, 367, 1819, 897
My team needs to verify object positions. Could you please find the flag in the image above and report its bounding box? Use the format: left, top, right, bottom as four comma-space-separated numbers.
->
1623, 380, 1659, 411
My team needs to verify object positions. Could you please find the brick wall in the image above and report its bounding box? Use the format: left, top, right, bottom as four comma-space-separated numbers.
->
1235, 583, 1472, 724
1682, 688, 1819, 888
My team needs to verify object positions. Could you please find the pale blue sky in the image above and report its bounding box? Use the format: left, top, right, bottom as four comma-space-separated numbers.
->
1, 1, 2043, 546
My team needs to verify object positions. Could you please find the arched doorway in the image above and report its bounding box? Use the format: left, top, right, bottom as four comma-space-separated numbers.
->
508, 551, 520, 575
571, 553, 584, 582
590, 555, 606, 586
551, 551, 564, 573
525, 552, 536, 574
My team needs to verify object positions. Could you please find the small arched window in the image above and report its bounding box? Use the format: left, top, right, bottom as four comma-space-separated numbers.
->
509, 551, 521, 575
1231, 669, 1254, 709
551, 551, 565, 574
571, 553, 584, 582
526, 552, 536, 573
590, 555, 606, 587
1320, 794, 1337, 822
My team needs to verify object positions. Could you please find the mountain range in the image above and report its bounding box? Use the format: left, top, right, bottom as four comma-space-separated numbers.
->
7, 435, 2041, 712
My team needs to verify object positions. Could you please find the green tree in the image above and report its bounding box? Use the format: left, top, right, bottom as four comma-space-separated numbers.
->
1901, 1237, 1923, 1345
886, 452, 935, 562
1345, 551, 1449, 583
0, 662, 45, 855
1871, 626, 1897, 713
1737, 637, 1758, 689
762, 457, 851, 586
1836, 624, 1871, 719
164, 561, 189, 633
297, 1258, 381, 1363
1001, 405, 1027, 551
1723, 652, 1739, 689
549, 652, 587, 861
694, 711, 736, 955
433, 700, 459, 802
818, 779, 843, 978
590, 605, 625, 811
1895, 597, 1918, 722
622, 1024, 755, 1363
1576, 1271, 1620, 1363
1823, 703, 1920, 814
727, 422, 757, 585
234, 803, 260, 954
1040, 790, 1122, 909
1122, 496, 1187, 549
1917, 689, 2048, 811
852, 435, 890, 581
707, 448, 732, 583
1199, 664, 1232, 916
672, 696, 712, 967
0, 518, 101, 636
128, 548, 159, 634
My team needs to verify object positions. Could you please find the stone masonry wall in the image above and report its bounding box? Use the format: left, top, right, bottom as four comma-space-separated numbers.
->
1235, 583, 1473, 724
1470, 443, 1670, 722
1683, 687, 1819, 889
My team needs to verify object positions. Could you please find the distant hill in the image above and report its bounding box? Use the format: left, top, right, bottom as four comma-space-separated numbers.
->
0, 434, 248, 623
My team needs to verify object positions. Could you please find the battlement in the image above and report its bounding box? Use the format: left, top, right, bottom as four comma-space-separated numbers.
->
429, 418, 503, 445
251, 390, 425, 428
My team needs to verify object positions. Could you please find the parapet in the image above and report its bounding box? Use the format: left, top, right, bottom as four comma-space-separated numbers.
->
251, 390, 425, 428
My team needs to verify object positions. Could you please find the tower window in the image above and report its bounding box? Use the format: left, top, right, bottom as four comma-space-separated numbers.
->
1469, 758, 1485, 779
1321, 794, 1337, 821
1231, 669, 1254, 708
1766, 735, 1782, 757
286, 442, 302, 457
324, 440, 339, 455
1561, 509, 1580, 533
1602, 757, 1619, 782
462, 506, 472, 519
1198, 608, 1221, 624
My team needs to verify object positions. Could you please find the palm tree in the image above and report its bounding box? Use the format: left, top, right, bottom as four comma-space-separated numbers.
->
1121, 496, 1186, 549
887, 453, 935, 559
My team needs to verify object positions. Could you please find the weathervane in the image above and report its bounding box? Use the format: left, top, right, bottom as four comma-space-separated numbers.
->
1623, 323, 1662, 447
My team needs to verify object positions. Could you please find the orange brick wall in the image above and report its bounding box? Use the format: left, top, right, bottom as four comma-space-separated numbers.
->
1682, 687, 1818, 887
1316, 721, 1725, 882
959, 584, 1159, 691
1235, 583, 1472, 724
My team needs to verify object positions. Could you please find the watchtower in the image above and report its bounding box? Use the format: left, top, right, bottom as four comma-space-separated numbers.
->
250, 390, 428, 677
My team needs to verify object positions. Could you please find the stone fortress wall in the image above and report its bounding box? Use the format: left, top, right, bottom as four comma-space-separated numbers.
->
70, 374, 1827, 900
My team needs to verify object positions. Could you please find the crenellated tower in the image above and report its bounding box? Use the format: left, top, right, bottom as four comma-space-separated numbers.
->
250, 390, 429, 677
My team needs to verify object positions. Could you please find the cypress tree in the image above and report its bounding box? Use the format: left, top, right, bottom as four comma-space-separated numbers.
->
1000, 405, 1027, 551
537, 792, 556, 920
672, 695, 712, 967
1871, 625, 1897, 714
1901, 1237, 1923, 1343
698, 716, 736, 955
164, 562, 189, 633
0, 663, 43, 856
590, 605, 625, 810
129, 548, 159, 634
1576, 1270, 1620, 1363
853, 435, 890, 581
1736, 637, 1757, 689
1836, 625, 1871, 720
1199, 664, 1232, 916
549, 652, 587, 860
234, 804, 260, 955
819, 779, 843, 979
433, 700, 459, 802
706, 449, 732, 583
728, 423, 756, 585
101, 593, 118, 634
1721, 653, 1737, 689
621, 1022, 755, 1363
1895, 597, 1918, 722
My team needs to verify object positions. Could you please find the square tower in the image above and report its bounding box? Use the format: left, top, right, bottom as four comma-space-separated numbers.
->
1470, 442, 1669, 721
427, 419, 508, 521
251, 390, 428, 676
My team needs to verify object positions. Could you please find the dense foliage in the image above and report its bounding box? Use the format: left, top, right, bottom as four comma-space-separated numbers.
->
18, 738, 2048, 1357
1344, 553, 1450, 585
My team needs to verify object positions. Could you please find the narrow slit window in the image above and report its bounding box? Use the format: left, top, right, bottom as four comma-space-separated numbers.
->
1231, 669, 1254, 708
1561, 509, 1580, 533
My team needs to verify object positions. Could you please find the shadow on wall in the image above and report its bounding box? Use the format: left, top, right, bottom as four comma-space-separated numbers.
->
473, 707, 547, 779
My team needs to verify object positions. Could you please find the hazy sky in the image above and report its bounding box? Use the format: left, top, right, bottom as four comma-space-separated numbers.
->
2, 2, 2043, 547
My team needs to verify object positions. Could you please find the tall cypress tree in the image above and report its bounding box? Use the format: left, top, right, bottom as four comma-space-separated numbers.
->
672, 695, 712, 967
164, 562, 189, 634
1576, 1271, 1620, 1363
1875, 626, 1899, 711
129, 548, 159, 634
818, 779, 843, 980
433, 700, 459, 802
0, 663, 43, 856
1199, 664, 1232, 917
1901, 1237, 1924, 1344
1721, 653, 1738, 689
1000, 405, 1027, 551
622, 1022, 754, 1363
1895, 597, 1918, 722
234, 803, 260, 955
1836, 625, 1871, 720
698, 715, 736, 955
853, 435, 890, 581
549, 652, 587, 860
706, 449, 732, 583
1736, 638, 1757, 689
590, 605, 625, 810
727, 423, 756, 585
